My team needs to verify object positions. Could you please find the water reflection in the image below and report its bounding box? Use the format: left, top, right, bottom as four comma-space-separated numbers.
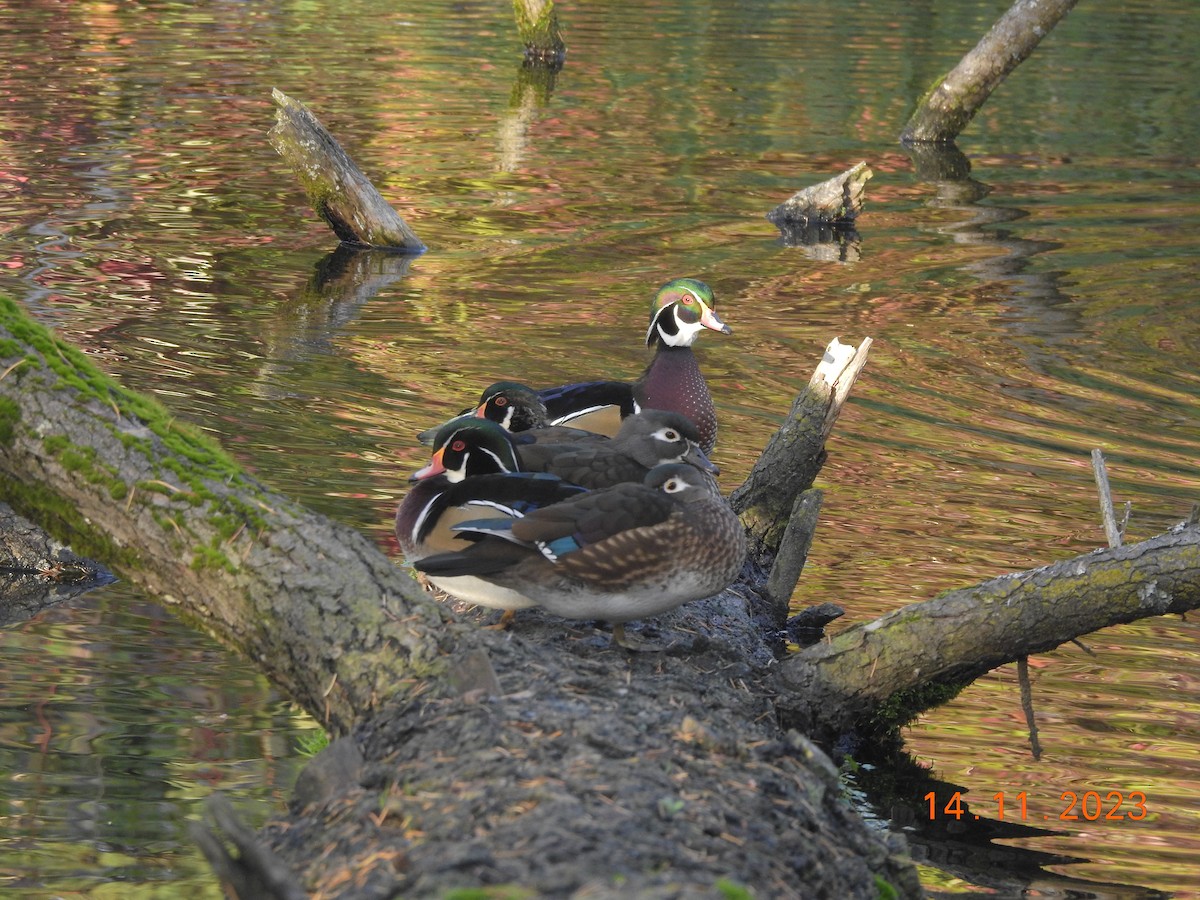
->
1, 0, 1199, 895
905, 140, 1082, 349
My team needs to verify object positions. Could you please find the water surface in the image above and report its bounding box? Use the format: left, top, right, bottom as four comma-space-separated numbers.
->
2, 0, 1199, 896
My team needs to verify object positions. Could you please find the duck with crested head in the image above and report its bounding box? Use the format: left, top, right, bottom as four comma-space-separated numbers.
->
420, 278, 731, 454
397, 412, 719, 619
414, 410, 716, 492
413, 462, 747, 647
537, 277, 731, 454
395, 416, 587, 616
417, 381, 605, 447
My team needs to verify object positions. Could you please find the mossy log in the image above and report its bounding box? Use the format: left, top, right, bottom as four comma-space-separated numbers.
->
0, 296, 455, 735
0, 297, 921, 897
900, 0, 1079, 143
512, 0, 566, 68
268, 89, 427, 252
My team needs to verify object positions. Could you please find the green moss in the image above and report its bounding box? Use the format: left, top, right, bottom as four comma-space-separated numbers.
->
868, 677, 971, 735
715, 879, 755, 899
0, 336, 25, 357
875, 875, 899, 900
0, 295, 247, 486
0, 472, 142, 571
442, 888, 535, 900
191, 537, 236, 574
0, 396, 19, 446
295, 729, 330, 758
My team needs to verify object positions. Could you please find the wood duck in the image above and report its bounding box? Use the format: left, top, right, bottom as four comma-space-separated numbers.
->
413, 463, 748, 646
537, 277, 731, 454
414, 410, 716, 491
417, 381, 603, 447
395, 418, 587, 614
514, 408, 718, 490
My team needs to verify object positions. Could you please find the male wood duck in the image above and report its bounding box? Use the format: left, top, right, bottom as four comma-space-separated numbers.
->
413, 463, 748, 647
395, 418, 587, 614
417, 381, 603, 447
414, 410, 716, 491
537, 277, 731, 454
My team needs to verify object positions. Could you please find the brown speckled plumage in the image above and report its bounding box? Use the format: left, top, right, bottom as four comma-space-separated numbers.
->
414, 464, 747, 629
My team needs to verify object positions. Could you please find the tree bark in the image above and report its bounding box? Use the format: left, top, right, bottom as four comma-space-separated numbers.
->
731, 337, 872, 565
900, 0, 1079, 143
776, 526, 1200, 741
268, 89, 427, 252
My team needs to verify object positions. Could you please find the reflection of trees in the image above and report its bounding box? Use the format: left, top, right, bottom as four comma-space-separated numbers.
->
905, 141, 1084, 349
497, 64, 558, 175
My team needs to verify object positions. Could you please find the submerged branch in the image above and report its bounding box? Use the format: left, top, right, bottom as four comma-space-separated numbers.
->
900, 0, 1078, 143
268, 89, 426, 252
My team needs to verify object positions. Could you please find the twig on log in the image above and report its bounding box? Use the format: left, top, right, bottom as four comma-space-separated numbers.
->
513, 0, 566, 68
268, 89, 426, 252
1091, 449, 1123, 548
900, 0, 1079, 143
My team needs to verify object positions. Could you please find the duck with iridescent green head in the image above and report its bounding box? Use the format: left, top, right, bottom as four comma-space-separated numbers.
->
536, 277, 731, 454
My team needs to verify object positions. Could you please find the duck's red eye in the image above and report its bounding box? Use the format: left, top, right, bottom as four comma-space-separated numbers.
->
681, 295, 695, 304
451, 439, 467, 452
494, 397, 508, 407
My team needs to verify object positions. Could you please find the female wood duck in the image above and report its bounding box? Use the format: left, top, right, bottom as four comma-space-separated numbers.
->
414, 410, 716, 491
537, 277, 731, 454
514, 408, 718, 490
413, 463, 747, 646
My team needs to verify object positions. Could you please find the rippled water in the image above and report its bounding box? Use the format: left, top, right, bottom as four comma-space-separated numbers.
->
2, 0, 1199, 896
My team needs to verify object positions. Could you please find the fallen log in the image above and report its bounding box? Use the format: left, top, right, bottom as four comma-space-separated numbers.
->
0, 295, 919, 897
268, 89, 427, 252
901, 0, 1079, 143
